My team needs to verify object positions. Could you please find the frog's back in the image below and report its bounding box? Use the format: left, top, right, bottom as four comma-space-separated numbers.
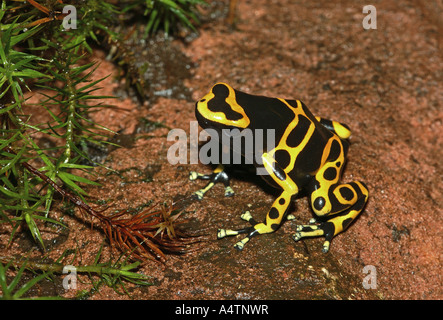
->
233, 88, 297, 139
231, 85, 338, 183
233, 87, 333, 142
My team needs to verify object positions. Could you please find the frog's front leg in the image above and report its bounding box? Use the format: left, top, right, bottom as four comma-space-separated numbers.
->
189, 164, 234, 200
218, 190, 294, 250
218, 153, 299, 250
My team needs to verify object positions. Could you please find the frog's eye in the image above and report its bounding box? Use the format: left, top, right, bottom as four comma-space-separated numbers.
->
200, 98, 206, 102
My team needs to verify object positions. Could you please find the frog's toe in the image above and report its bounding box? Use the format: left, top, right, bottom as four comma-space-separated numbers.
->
240, 210, 253, 222
189, 171, 198, 181
224, 186, 234, 197
234, 237, 250, 250
322, 241, 331, 253
293, 232, 302, 241
309, 218, 318, 224
217, 228, 237, 239
192, 190, 205, 200
292, 224, 324, 241
217, 228, 226, 239
234, 242, 244, 250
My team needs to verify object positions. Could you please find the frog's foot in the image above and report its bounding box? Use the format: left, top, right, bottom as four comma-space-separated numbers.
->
189, 165, 234, 200
293, 221, 333, 253
217, 211, 259, 250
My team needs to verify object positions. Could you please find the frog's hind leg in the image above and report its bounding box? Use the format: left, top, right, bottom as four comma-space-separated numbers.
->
294, 181, 369, 252
189, 164, 234, 200
217, 153, 298, 250
315, 116, 351, 140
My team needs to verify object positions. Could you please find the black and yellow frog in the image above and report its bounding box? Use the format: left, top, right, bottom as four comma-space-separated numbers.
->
190, 83, 369, 253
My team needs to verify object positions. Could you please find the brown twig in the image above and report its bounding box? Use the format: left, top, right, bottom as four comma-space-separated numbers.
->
4, 146, 201, 262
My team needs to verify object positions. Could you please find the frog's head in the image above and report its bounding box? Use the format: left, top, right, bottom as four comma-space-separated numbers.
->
195, 83, 250, 131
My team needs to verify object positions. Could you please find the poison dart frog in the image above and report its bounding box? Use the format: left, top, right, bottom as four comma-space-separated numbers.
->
189, 83, 369, 253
